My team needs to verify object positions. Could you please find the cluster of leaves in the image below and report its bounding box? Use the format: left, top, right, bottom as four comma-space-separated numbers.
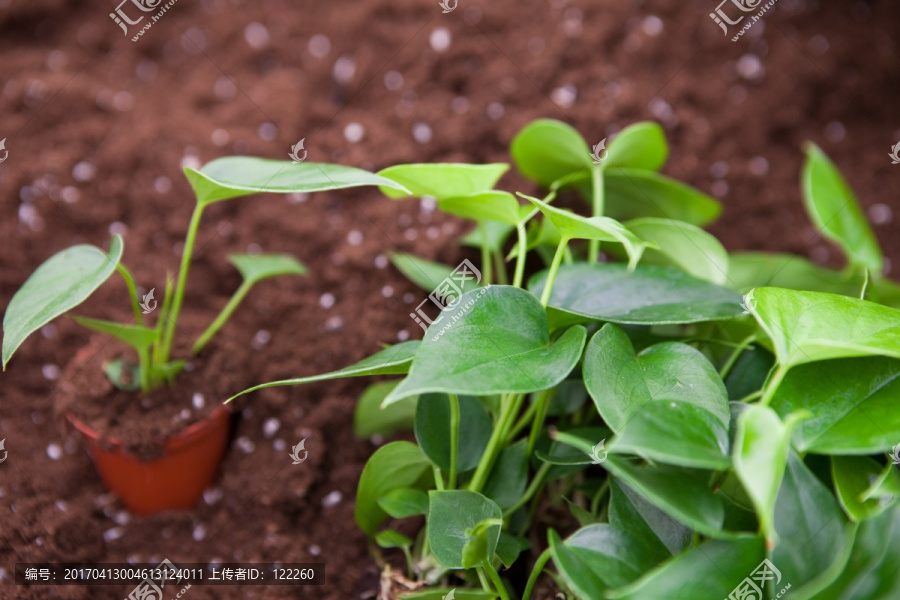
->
2, 159, 409, 392
234, 118, 900, 600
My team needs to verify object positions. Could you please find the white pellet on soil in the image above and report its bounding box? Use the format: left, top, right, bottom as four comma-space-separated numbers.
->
321, 490, 342, 508
193, 523, 207, 541
236, 436, 255, 454
244, 22, 270, 49
72, 161, 95, 182
343, 122, 364, 143
103, 528, 125, 542
252, 330, 271, 350
41, 364, 60, 381
263, 418, 281, 438
429, 28, 451, 52
869, 204, 892, 225
347, 230, 363, 245
748, 156, 770, 176
412, 122, 433, 144
324, 316, 344, 332
319, 293, 335, 308
46, 444, 62, 460
308, 34, 331, 58
204, 487, 224, 505
384, 70, 403, 90
375, 254, 389, 269
398, 330, 410, 342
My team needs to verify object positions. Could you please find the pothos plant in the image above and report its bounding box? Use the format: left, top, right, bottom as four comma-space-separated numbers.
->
232, 119, 900, 600
2, 158, 409, 394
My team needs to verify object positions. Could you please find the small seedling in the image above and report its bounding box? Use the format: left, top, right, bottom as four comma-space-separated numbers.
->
2, 157, 409, 394
233, 120, 900, 599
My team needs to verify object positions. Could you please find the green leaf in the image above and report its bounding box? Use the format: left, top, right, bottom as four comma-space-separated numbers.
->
733, 405, 805, 545
772, 451, 849, 591
354, 381, 417, 438
3, 235, 124, 369
383, 286, 586, 405
832, 456, 892, 522
802, 143, 882, 272
596, 170, 722, 227
530, 263, 744, 326
376, 488, 429, 519
510, 119, 592, 188
185, 158, 409, 206
724, 346, 775, 401
399, 589, 497, 600
228, 253, 306, 283
603, 122, 668, 171
770, 356, 900, 454
427, 490, 502, 569
727, 252, 867, 296
608, 535, 765, 599
584, 325, 730, 469
522, 194, 649, 269
746, 287, 900, 368
623, 218, 729, 284
375, 529, 413, 549
461, 221, 516, 254
390, 253, 464, 293
377, 163, 509, 199
103, 358, 141, 392
603, 456, 726, 537
495, 531, 530, 567
608, 479, 690, 557
438, 191, 522, 225
355, 441, 432, 535
482, 440, 529, 510
73, 316, 158, 352
461, 517, 503, 568
547, 528, 607, 599
230, 341, 419, 401
414, 394, 492, 472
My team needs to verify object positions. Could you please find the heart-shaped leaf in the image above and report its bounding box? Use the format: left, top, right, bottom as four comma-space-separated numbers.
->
511, 119, 592, 188
3, 235, 124, 369
185, 158, 409, 206
584, 324, 730, 469
231, 341, 419, 401
414, 394, 492, 472
746, 287, 900, 368
802, 143, 882, 272
383, 286, 586, 405
228, 253, 306, 283
353, 381, 417, 438
355, 441, 432, 535
603, 122, 668, 172
377, 163, 509, 199
623, 218, 729, 284
427, 490, 502, 569
770, 356, 900, 454
530, 263, 744, 325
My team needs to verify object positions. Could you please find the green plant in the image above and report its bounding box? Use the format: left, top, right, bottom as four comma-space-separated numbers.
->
2, 158, 409, 393
233, 120, 900, 599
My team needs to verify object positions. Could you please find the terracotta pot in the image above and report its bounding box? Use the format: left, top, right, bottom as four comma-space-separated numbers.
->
66, 405, 231, 515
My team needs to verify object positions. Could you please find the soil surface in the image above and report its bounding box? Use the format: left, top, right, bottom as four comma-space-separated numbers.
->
1, 0, 899, 598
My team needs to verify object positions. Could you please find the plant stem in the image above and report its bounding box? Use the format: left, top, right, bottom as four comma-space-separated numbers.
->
588, 166, 604, 263
522, 548, 551, 600
469, 393, 523, 493
151, 276, 174, 366
160, 203, 205, 362
507, 397, 540, 441
192, 279, 253, 354
480, 222, 492, 286
448, 393, 460, 490
718, 333, 756, 379
482, 561, 510, 600
432, 465, 445, 491
540, 241, 568, 307
760, 364, 788, 407
116, 264, 144, 326
735, 389, 764, 403
526, 388, 553, 457
137, 347, 151, 393
504, 462, 550, 517
590, 479, 610, 515
493, 251, 508, 285
513, 222, 528, 288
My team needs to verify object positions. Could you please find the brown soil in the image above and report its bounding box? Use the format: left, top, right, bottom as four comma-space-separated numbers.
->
1, 0, 898, 599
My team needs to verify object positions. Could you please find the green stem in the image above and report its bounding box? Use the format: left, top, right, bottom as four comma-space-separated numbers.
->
469, 393, 523, 493
513, 222, 528, 288
482, 562, 510, 600
448, 393, 460, 490
433, 465, 445, 491
504, 462, 550, 517
192, 279, 253, 354
161, 203, 205, 362
522, 548, 551, 600
736, 389, 764, 403
480, 222, 493, 285
760, 364, 788, 407
718, 333, 756, 379
116, 264, 144, 326
151, 276, 174, 365
526, 388, 553, 457
507, 397, 540, 442
540, 241, 568, 307
493, 251, 508, 285
588, 167, 604, 263
137, 347, 151, 393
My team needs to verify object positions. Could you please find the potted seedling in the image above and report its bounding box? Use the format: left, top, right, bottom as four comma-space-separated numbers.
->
232, 119, 900, 599
1, 157, 408, 515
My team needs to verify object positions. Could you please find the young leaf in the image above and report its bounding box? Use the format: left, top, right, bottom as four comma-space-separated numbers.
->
770, 356, 900, 454
461, 517, 503, 568
3, 235, 124, 369
383, 286, 586, 405
522, 194, 649, 269
414, 394, 492, 472
623, 218, 729, 284
802, 143, 882, 272
438, 191, 521, 225
184, 158, 409, 206
603, 122, 668, 172
832, 456, 892, 522
353, 381, 417, 438
746, 287, 900, 368
355, 441, 432, 535
389, 253, 482, 293
228, 253, 307, 283
583, 325, 731, 469
595, 170, 722, 227
427, 490, 502, 569
510, 119, 592, 188
376, 488, 429, 519
230, 341, 419, 401
530, 263, 744, 326
73, 317, 158, 352
375, 529, 413, 549
376, 163, 509, 199
732, 405, 805, 546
